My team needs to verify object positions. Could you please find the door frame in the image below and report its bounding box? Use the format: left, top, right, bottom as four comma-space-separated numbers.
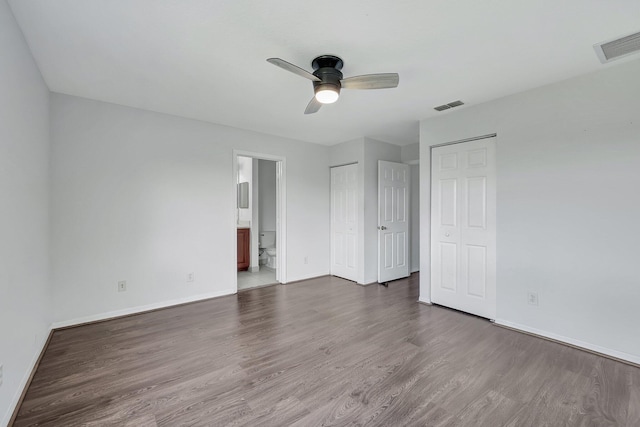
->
423, 133, 496, 306
232, 150, 287, 291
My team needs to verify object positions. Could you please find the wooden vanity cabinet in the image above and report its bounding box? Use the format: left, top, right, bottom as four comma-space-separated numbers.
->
237, 228, 250, 271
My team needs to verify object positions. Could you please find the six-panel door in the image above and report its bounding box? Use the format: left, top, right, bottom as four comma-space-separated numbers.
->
430, 137, 496, 319
378, 160, 410, 283
331, 164, 358, 282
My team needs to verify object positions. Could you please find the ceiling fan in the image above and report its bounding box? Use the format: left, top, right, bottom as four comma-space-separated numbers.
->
267, 55, 399, 114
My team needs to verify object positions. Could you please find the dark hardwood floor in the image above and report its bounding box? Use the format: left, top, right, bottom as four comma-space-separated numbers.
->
13, 274, 640, 426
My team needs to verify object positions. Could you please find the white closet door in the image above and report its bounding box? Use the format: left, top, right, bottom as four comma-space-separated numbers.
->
431, 137, 496, 319
378, 160, 410, 283
331, 164, 358, 281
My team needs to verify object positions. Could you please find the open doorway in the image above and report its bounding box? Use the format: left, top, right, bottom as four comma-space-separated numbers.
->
232, 150, 286, 291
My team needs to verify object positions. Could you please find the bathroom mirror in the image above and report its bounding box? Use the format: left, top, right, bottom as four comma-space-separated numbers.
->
237, 182, 249, 208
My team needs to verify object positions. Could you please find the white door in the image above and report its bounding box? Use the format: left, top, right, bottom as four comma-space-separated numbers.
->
430, 137, 496, 319
378, 161, 410, 283
331, 164, 358, 281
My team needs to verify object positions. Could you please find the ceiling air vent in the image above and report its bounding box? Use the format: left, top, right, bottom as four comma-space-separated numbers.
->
434, 100, 464, 112
594, 31, 640, 63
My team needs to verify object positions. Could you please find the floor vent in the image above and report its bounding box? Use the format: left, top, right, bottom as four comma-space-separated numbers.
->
434, 100, 464, 112
594, 31, 640, 63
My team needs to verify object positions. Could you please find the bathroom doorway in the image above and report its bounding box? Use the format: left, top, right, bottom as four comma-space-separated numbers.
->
232, 150, 286, 291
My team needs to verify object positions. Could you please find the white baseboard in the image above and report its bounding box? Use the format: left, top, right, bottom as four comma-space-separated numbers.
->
417, 298, 432, 305
494, 319, 640, 366
284, 272, 330, 284
2, 329, 51, 427
51, 289, 236, 329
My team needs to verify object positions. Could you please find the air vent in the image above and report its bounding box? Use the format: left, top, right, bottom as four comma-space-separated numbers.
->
594, 31, 640, 63
434, 100, 464, 112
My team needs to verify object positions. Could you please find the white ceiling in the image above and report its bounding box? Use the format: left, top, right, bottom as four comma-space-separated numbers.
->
8, 0, 640, 146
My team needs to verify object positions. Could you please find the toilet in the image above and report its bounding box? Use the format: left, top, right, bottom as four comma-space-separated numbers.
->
259, 231, 277, 270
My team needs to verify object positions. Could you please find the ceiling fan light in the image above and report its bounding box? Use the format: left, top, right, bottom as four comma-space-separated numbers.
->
315, 87, 339, 104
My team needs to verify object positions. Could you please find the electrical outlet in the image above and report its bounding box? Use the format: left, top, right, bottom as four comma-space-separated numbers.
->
187, 272, 195, 282
527, 291, 539, 306
118, 280, 127, 292
0, 364, 3, 387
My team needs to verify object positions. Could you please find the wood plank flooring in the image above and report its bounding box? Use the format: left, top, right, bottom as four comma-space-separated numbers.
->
13, 274, 640, 426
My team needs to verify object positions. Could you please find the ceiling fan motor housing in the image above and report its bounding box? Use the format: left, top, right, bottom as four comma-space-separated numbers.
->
312, 55, 343, 95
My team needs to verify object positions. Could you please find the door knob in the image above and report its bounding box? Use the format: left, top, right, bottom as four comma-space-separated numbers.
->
445, 232, 450, 237
378, 226, 387, 230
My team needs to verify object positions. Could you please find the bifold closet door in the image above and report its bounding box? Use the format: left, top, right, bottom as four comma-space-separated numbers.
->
331, 164, 358, 282
431, 137, 496, 319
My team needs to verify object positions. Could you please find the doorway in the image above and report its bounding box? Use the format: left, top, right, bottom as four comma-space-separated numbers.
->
430, 136, 496, 319
233, 151, 286, 291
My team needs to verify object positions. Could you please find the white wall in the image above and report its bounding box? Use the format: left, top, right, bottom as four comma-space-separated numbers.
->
402, 143, 420, 273
329, 137, 365, 167
0, 2, 51, 424
409, 164, 420, 273
50, 94, 330, 325
419, 141, 432, 303
420, 58, 640, 362
401, 143, 419, 164
258, 159, 276, 232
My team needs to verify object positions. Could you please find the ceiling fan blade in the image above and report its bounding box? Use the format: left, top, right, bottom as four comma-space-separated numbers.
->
267, 58, 321, 82
304, 97, 322, 114
341, 73, 399, 90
